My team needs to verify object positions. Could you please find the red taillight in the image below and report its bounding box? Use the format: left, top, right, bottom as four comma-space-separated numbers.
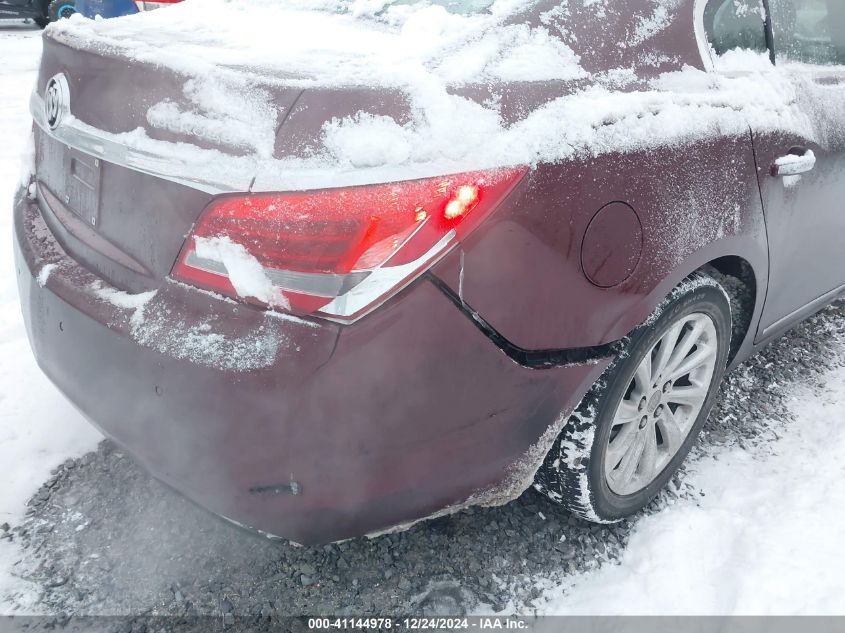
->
172, 167, 527, 322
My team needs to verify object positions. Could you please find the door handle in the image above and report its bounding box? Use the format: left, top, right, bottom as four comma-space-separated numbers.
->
771, 148, 816, 177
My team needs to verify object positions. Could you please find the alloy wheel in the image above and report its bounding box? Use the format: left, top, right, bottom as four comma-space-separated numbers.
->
604, 312, 719, 496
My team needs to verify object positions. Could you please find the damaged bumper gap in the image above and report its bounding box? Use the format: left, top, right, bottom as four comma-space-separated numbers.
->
427, 274, 624, 369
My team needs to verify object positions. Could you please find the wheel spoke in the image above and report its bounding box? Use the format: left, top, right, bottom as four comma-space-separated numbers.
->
652, 320, 684, 383
666, 343, 716, 382
666, 384, 708, 407
656, 407, 684, 454
607, 422, 639, 467
615, 429, 647, 486
613, 399, 641, 425
634, 352, 653, 394
638, 423, 659, 482
664, 318, 706, 375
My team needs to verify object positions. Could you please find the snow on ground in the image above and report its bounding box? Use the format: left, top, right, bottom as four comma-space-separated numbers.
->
533, 363, 845, 615
0, 23, 102, 612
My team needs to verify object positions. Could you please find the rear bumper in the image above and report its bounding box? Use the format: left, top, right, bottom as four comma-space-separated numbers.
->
15, 190, 608, 545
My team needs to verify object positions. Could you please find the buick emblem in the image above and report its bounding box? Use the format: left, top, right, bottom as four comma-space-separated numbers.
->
44, 74, 69, 130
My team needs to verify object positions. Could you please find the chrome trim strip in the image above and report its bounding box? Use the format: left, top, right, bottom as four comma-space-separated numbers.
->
185, 231, 456, 322
761, 282, 845, 340
30, 90, 247, 195
319, 230, 457, 320
30, 89, 494, 196
185, 251, 371, 298
694, 0, 715, 71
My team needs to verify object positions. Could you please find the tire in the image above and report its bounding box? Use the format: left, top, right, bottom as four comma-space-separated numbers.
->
34, 15, 50, 28
48, 0, 75, 22
534, 272, 732, 522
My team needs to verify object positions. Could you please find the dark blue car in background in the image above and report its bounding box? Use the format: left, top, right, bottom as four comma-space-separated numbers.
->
0, 0, 181, 25
0, 0, 50, 26
74, 0, 180, 19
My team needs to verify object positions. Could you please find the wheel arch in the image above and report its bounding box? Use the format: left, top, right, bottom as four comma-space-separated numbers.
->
699, 255, 758, 366
612, 246, 766, 371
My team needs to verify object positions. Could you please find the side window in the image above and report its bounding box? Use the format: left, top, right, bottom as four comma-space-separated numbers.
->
770, 0, 845, 65
705, 0, 768, 56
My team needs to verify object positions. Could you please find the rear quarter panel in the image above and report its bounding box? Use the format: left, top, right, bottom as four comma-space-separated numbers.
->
434, 133, 769, 352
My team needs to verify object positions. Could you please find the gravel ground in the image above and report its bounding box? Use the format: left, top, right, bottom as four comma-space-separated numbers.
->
3, 300, 845, 622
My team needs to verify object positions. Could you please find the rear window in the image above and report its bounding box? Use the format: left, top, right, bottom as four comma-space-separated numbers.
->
769, 0, 845, 65
704, 0, 768, 56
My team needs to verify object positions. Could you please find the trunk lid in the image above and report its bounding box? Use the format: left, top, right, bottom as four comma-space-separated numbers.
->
31, 0, 587, 293
32, 30, 417, 292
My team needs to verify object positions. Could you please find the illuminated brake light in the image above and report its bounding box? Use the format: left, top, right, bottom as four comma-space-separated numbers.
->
445, 185, 481, 220
171, 167, 527, 322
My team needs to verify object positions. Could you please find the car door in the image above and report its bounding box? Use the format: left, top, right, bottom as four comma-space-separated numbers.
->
753, 0, 845, 339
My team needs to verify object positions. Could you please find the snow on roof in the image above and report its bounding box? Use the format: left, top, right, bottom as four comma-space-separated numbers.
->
49, 0, 579, 88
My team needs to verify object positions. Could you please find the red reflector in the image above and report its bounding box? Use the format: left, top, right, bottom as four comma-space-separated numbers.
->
172, 166, 528, 321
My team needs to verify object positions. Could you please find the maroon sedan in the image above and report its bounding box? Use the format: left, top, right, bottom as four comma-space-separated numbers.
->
15, 0, 845, 544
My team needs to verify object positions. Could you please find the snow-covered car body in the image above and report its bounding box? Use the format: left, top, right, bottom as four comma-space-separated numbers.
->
14, 0, 845, 544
